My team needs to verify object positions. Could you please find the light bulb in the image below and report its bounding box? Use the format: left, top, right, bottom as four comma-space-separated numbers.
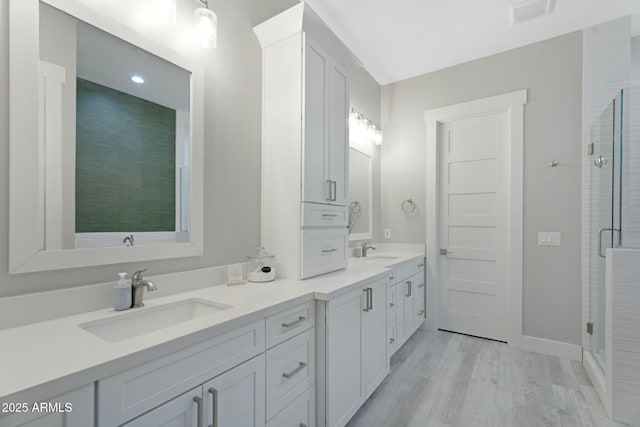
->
195, 7, 218, 49
374, 129, 383, 146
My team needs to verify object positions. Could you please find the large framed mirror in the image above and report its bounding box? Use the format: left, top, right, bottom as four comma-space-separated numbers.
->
9, 0, 204, 273
348, 146, 373, 241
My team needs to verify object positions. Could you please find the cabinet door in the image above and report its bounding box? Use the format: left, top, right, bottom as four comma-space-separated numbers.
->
0, 385, 93, 427
362, 277, 389, 397
328, 59, 348, 206
303, 38, 330, 204
414, 273, 426, 332
395, 280, 408, 346
203, 354, 266, 427
326, 288, 364, 427
403, 278, 415, 343
123, 387, 201, 427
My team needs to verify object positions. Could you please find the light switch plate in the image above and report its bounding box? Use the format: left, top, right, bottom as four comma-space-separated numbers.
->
538, 232, 561, 246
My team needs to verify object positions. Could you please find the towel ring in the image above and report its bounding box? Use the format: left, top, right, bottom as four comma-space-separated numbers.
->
402, 199, 416, 214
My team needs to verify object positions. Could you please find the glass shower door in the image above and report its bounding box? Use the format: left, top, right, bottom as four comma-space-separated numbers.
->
589, 90, 623, 369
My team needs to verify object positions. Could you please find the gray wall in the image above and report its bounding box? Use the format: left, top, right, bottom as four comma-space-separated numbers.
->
349, 67, 382, 243
380, 32, 584, 345
0, 0, 297, 297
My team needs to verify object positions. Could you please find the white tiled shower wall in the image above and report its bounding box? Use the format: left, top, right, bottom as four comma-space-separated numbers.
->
582, 15, 631, 356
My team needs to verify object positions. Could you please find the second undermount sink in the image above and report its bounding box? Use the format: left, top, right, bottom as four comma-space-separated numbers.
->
80, 298, 231, 343
365, 254, 400, 260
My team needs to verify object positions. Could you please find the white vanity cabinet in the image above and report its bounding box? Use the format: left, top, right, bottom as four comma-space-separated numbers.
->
0, 385, 94, 427
318, 275, 389, 427
123, 354, 266, 427
96, 320, 265, 427
254, 3, 360, 280
389, 257, 426, 355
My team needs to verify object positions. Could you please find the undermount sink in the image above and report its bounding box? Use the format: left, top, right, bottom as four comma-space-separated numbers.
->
365, 255, 400, 260
80, 298, 231, 343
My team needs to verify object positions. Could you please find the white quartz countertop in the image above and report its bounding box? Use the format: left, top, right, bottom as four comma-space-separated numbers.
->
0, 251, 423, 401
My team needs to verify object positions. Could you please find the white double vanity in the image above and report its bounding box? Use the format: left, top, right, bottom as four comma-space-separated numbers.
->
0, 252, 425, 427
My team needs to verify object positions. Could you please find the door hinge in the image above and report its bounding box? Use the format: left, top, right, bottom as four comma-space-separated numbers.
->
586, 322, 594, 335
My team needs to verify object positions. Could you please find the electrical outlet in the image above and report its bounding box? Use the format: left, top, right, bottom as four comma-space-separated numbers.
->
384, 228, 391, 239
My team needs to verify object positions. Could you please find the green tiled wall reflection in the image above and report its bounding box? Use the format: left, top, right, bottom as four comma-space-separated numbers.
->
76, 78, 176, 232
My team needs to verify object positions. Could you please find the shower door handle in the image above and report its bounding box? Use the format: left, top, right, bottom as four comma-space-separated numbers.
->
598, 228, 621, 258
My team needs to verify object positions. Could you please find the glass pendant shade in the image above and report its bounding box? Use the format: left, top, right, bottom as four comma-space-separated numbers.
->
195, 7, 217, 49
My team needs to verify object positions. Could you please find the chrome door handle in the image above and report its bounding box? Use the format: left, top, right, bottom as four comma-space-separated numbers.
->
326, 180, 332, 201
331, 180, 337, 201
300, 424, 308, 427
283, 362, 307, 379
193, 396, 203, 427
389, 302, 395, 308
208, 388, 218, 427
440, 249, 453, 255
598, 228, 621, 258
389, 338, 395, 344
389, 275, 395, 280
282, 316, 306, 329
405, 281, 412, 297
322, 213, 338, 217
363, 288, 370, 312
369, 288, 373, 310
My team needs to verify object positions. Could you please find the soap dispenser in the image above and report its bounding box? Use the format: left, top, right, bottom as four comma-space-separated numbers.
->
113, 272, 132, 311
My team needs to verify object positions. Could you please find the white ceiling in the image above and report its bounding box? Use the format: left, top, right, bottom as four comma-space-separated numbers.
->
303, 0, 636, 85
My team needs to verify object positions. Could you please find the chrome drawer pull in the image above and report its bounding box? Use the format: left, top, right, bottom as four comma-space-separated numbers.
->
389, 275, 395, 280
300, 424, 308, 427
390, 338, 395, 344
208, 388, 218, 427
389, 302, 395, 308
193, 396, 203, 427
417, 263, 424, 268
418, 310, 425, 316
282, 316, 306, 329
322, 213, 338, 217
283, 362, 307, 379
322, 248, 338, 253
417, 283, 424, 288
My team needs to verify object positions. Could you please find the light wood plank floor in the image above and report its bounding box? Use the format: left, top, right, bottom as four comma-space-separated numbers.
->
347, 329, 628, 427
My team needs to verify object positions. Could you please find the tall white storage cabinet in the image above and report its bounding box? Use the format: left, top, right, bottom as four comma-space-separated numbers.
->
254, 4, 360, 279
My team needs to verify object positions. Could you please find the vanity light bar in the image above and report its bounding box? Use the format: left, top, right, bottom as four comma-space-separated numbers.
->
350, 107, 383, 146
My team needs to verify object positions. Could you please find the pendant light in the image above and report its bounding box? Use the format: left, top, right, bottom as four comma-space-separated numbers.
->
195, 0, 217, 49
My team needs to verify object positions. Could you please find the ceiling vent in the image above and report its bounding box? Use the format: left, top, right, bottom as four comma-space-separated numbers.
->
510, 0, 555, 26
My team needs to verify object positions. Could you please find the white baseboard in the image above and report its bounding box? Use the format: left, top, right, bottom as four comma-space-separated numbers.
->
518, 335, 583, 361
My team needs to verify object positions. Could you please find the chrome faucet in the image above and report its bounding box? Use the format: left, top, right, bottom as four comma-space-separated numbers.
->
131, 269, 157, 308
361, 242, 376, 258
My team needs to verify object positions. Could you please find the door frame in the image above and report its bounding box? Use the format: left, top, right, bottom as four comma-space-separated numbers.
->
424, 90, 527, 347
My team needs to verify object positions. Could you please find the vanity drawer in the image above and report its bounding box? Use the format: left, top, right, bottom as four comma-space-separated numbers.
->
414, 257, 425, 272
266, 328, 315, 420
266, 385, 315, 427
301, 229, 347, 279
266, 302, 314, 348
301, 202, 347, 227
97, 320, 265, 427
393, 262, 415, 283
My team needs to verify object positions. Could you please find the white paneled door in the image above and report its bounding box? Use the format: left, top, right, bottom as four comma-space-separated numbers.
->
438, 112, 508, 342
